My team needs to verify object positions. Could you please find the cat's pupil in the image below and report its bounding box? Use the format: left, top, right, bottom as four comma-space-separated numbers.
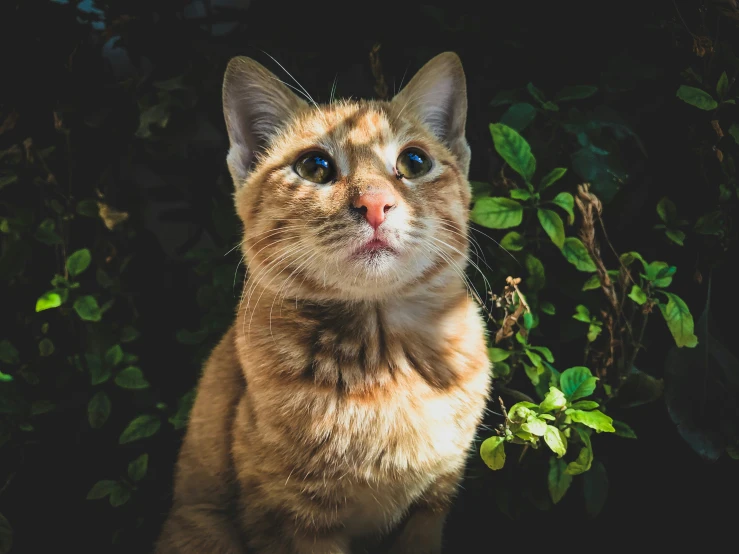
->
396, 148, 432, 179
295, 152, 334, 184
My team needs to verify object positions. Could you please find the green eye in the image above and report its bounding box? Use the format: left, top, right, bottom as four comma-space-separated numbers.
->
396, 148, 432, 179
294, 152, 335, 184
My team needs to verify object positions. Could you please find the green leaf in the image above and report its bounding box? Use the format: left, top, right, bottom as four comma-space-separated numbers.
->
0, 512, 11, 554
613, 420, 637, 439
34, 218, 62, 245
488, 348, 511, 362
570, 400, 599, 410
87, 480, 118, 500
86, 353, 111, 385
555, 85, 598, 102
500, 102, 537, 132
529, 345, 554, 363
469, 180, 489, 202
523, 311, 534, 330
561, 237, 597, 272
550, 192, 575, 224
628, 284, 647, 305
493, 361, 510, 378
573, 304, 591, 323
120, 326, 141, 343
500, 231, 525, 251
539, 387, 567, 412
665, 229, 685, 246
76, 199, 100, 218
582, 275, 601, 291
656, 197, 677, 225
644, 261, 675, 287
567, 409, 615, 432
66, 248, 92, 277
620, 251, 647, 271
544, 425, 567, 457
610, 366, 664, 409
587, 321, 603, 343
509, 188, 532, 201
0, 341, 19, 365
105, 344, 123, 367
717, 71, 728, 99
540, 168, 567, 190
540, 301, 555, 315
0, 371, 12, 383
526, 82, 547, 105
38, 338, 54, 357
522, 416, 548, 436
566, 427, 593, 475
175, 327, 209, 345
88, 391, 111, 429
658, 292, 698, 348
119, 414, 161, 444
489, 123, 536, 181
169, 388, 196, 430
548, 457, 572, 504
730, 123, 739, 146
583, 461, 609, 518
73, 296, 102, 322
35, 291, 62, 312
115, 366, 150, 389
109, 484, 131, 507
537, 209, 565, 248
525, 254, 545, 292
560, 366, 597, 401
470, 197, 523, 229
127, 454, 148, 482
480, 436, 506, 470
676, 85, 718, 110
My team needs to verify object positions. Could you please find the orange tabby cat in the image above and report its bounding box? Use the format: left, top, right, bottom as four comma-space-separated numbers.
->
155, 51, 492, 554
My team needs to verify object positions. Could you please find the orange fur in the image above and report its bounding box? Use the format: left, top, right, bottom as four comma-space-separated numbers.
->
155, 52, 491, 554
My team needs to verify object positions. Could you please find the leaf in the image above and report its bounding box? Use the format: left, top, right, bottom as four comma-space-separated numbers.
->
573, 304, 591, 323
537, 209, 565, 248
509, 189, 532, 201
500, 102, 537, 132
717, 71, 728, 99
120, 326, 141, 343
76, 199, 100, 218
587, 321, 602, 343
628, 284, 647, 305
571, 400, 600, 410
470, 197, 523, 229
613, 420, 637, 439
489, 123, 536, 181
34, 218, 62, 245
169, 388, 196, 430
109, 484, 131, 507
620, 251, 647, 270
544, 425, 567, 457
35, 291, 62, 312
540, 168, 567, 190
566, 427, 593, 475
0, 371, 12, 383
0, 340, 20, 365
540, 301, 555, 315
119, 414, 161, 444
525, 254, 545, 292
560, 366, 597, 401
665, 229, 686, 246
0, 512, 11, 554
493, 361, 510, 378
66, 248, 92, 277
88, 391, 111, 429
567, 409, 615, 432
529, 345, 554, 363
73, 296, 102, 322
114, 367, 150, 389
582, 275, 601, 291
521, 416, 548, 436
480, 436, 506, 470
86, 353, 111, 386
38, 338, 54, 357
555, 85, 598, 102
550, 192, 575, 224
488, 348, 511, 362
128, 454, 148, 482
539, 387, 567, 412
105, 344, 123, 367
561, 237, 597, 272
548, 457, 572, 504
676, 85, 718, 110
583, 461, 609, 518
526, 82, 548, 105
570, 144, 626, 203
658, 292, 698, 348
469, 180, 489, 203
87, 480, 118, 500
656, 197, 677, 225
730, 123, 739, 146
611, 366, 664, 409
500, 231, 525, 251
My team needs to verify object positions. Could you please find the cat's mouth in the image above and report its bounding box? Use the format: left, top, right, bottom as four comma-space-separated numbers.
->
352, 237, 398, 258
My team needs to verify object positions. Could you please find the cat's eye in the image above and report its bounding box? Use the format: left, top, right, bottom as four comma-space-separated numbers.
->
395, 148, 432, 180
294, 152, 335, 184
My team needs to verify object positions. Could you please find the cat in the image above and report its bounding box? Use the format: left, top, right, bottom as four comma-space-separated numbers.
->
154, 51, 492, 554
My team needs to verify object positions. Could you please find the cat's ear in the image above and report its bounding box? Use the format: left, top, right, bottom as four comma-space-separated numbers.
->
391, 52, 471, 176
222, 56, 308, 186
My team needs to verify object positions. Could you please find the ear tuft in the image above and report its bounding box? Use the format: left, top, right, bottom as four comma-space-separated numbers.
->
222, 57, 308, 186
392, 52, 470, 176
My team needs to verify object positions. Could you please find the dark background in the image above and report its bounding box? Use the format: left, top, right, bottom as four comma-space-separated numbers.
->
0, 0, 737, 552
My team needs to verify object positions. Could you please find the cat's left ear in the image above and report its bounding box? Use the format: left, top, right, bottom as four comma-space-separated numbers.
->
391, 52, 471, 176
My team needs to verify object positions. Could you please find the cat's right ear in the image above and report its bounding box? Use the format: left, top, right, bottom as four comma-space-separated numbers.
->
222, 57, 308, 186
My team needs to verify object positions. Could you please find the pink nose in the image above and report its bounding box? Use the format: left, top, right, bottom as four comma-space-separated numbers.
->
352, 190, 397, 230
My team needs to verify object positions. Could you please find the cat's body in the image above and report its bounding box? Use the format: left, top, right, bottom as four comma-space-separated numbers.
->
156, 53, 492, 553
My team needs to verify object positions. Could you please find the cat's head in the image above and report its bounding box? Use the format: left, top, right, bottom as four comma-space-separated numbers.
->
223, 52, 472, 302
